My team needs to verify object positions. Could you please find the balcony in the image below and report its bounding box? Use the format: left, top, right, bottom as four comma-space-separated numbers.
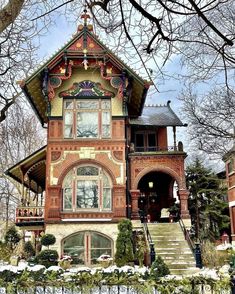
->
130, 143, 184, 154
15, 206, 44, 227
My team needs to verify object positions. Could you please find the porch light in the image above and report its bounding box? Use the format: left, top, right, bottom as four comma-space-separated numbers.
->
148, 182, 153, 188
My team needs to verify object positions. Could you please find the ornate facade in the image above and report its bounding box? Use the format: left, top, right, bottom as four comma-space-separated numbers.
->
6, 13, 189, 266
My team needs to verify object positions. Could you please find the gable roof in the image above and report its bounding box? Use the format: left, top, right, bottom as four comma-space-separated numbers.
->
130, 101, 185, 127
20, 22, 150, 125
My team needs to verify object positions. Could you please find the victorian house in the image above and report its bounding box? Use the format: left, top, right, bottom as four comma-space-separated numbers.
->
6, 13, 190, 267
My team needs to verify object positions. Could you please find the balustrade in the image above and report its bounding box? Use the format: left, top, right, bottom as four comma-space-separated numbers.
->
16, 206, 44, 223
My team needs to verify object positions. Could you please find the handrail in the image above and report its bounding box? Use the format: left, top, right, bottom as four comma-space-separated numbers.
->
178, 217, 195, 253
139, 210, 156, 264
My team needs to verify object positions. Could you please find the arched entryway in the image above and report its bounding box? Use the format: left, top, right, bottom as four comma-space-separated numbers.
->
137, 171, 177, 222
62, 231, 113, 266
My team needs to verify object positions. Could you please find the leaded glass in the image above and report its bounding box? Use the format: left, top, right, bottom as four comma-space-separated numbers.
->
103, 188, 111, 209
77, 101, 98, 109
77, 112, 98, 138
77, 166, 99, 176
101, 100, 111, 109
102, 173, 110, 187
64, 112, 73, 138
102, 111, 111, 138
64, 101, 73, 109
64, 188, 72, 210
77, 180, 98, 208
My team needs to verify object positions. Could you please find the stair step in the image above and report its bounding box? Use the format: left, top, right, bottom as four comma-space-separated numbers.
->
145, 222, 198, 275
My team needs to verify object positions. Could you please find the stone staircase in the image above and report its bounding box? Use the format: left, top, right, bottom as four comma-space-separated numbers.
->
147, 222, 199, 275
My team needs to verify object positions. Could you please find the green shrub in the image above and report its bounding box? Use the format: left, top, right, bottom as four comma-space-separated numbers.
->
24, 241, 35, 259
4, 226, 21, 251
40, 234, 56, 248
36, 249, 58, 268
0, 242, 11, 262
201, 240, 231, 268
150, 256, 170, 279
115, 219, 134, 267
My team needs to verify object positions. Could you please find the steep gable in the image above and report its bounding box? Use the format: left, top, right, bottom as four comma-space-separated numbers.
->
20, 18, 150, 126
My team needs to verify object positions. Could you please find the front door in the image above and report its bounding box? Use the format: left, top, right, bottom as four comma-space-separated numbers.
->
138, 193, 161, 222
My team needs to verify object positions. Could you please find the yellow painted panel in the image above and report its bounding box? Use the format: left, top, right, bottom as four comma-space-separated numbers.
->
50, 68, 123, 117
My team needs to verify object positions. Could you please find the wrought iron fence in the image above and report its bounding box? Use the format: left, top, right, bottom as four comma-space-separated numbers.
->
0, 285, 231, 294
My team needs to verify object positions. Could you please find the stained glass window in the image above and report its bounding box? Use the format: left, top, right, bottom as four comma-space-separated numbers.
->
77, 166, 99, 176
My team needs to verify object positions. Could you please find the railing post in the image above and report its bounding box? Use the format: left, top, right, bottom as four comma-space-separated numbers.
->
194, 242, 202, 268
150, 242, 155, 264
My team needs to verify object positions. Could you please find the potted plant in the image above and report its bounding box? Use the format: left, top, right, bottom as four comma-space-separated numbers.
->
59, 255, 73, 270
97, 254, 113, 268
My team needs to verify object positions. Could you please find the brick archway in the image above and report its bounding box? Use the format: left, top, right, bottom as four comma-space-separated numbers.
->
132, 165, 184, 191
57, 158, 117, 186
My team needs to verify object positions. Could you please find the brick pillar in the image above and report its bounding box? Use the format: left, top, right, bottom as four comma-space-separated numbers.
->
178, 189, 190, 219
130, 189, 140, 220
231, 206, 235, 245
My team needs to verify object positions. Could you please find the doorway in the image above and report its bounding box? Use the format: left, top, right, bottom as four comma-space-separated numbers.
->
137, 171, 176, 222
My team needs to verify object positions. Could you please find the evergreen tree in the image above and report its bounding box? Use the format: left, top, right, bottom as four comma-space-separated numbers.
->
115, 219, 134, 267
4, 226, 21, 251
186, 158, 230, 241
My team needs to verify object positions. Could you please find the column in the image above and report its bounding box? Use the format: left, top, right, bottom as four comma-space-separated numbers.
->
178, 189, 190, 220
130, 189, 140, 220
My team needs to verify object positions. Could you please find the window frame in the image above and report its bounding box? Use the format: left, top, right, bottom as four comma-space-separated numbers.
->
62, 231, 113, 266
63, 98, 111, 139
135, 131, 157, 152
62, 165, 112, 212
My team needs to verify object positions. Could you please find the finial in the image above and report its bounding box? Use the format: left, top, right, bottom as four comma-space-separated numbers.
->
81, 6, 90, 26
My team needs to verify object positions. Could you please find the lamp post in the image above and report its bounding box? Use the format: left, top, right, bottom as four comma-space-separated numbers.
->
187, 172, 202, 268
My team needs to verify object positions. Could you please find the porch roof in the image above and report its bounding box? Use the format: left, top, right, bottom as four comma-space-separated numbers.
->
5, 146, 47, 193
130, 101, 185, 127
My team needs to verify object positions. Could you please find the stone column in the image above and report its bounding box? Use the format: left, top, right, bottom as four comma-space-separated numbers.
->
178, 189, 191, 225
130, 189, 140, 220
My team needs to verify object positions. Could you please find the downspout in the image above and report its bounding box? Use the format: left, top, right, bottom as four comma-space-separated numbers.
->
122, 70, 132, 219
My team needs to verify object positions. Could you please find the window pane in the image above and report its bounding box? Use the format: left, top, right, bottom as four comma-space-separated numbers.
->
77, 101, 98, 109
64, 101, 73, 109
102, 111, 110, 124
102, 173, 110, 187
102, 125, 110, 138
64, 188, 72, 209
101, 100, 111, 109
77, 166, 99, 176
103, 188, 111, 210
91, 233, 111, 248
64, 112, 73, 138
77, 112, 98, 138
136, 134, 144, 146
65, 112, 73, 124
148, 133, 156, 151
77, 180, 98, 208
64, 125, 73, 138
63, 233, 85, 265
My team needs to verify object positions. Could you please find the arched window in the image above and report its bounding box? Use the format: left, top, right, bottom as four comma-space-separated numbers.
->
63, 231, 113, 265
62, 165, 112, 211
